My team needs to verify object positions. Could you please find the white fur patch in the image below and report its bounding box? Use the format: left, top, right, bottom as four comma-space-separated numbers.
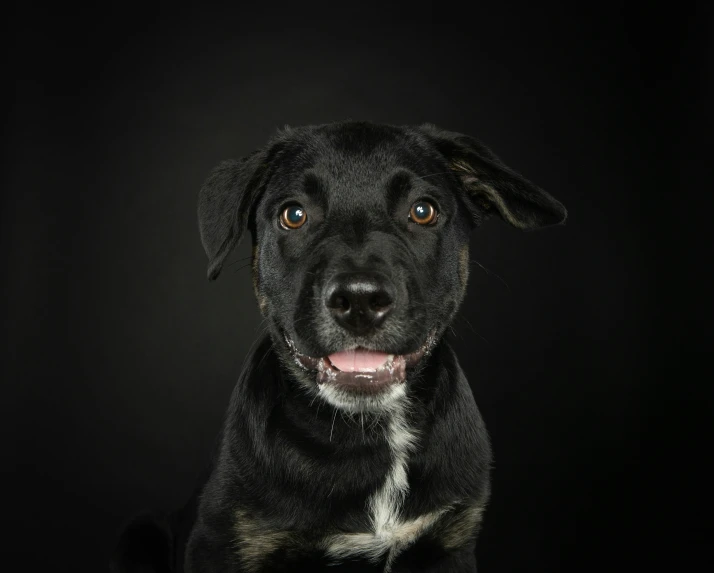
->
370, 402, 417, 535
317, 381, 407, 414
321, 398, 437, 571
322, 509, 447, 570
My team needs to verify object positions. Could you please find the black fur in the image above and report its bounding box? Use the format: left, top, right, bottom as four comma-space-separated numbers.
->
111, 121, 566, 572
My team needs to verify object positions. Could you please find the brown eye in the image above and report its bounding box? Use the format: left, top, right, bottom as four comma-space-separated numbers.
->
409, 201, 437, 225
280, 205, 307, 229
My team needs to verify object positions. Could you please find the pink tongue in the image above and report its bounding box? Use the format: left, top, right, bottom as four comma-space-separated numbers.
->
328, 349, 390, 372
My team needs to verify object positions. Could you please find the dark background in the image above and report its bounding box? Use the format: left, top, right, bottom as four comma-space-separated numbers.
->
4, 3, 711, 572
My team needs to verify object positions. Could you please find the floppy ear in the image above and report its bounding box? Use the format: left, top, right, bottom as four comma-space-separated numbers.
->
197, 151, 268, 280
419, 125, 567, 229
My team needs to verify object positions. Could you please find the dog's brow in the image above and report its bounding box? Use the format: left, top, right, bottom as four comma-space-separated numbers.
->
302, 171, 327, 202
385, 170, 413, 207
268, 171, 326, 208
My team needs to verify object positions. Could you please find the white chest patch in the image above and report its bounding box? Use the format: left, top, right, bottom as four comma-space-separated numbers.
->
321, 401, 443, 571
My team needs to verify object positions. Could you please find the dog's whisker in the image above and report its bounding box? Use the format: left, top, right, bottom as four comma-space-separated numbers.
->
232, 263, 253, 274
227, 255, 253, 267
329, 408, 338, 442
366, 413, 384, 433
415, 170, 456, 180
241, 322, 271, 371
470, 259, 511, 292
457, 317, 490, 345
340, 411, 352, 430
255, 346, 272, 371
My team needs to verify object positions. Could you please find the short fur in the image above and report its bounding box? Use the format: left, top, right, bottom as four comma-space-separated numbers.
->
111, 121, 566, 572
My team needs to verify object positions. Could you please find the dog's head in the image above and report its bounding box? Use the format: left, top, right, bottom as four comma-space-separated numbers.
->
198, 122, 566, 413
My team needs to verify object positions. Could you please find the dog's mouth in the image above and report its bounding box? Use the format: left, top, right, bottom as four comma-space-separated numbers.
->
284, 332, 437, 394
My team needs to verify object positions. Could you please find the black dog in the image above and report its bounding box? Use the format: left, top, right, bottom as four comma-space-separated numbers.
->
111, 121, 566, 572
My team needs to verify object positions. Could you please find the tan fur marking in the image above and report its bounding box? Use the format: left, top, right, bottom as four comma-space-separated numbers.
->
251, 244, 267, 314
450, 159, 474, 176
451, 159, 534, 228
458, 245, 470, 294
439, 503, 486, 551
233, 509, 297, 572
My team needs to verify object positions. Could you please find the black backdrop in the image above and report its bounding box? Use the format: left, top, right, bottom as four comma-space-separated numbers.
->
4, 3, 711, 572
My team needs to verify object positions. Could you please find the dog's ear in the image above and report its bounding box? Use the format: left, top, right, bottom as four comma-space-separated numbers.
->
419, 124, 567, 229
198, 150, 270, 280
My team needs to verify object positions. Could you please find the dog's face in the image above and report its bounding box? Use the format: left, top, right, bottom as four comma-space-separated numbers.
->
198, 122, 566, 413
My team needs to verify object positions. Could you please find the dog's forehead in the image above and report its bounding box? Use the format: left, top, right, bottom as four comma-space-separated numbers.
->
272, 126, 437, 203
310, 148, 406, 193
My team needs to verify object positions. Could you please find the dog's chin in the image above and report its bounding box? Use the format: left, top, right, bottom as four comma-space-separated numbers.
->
283, 331, 438, 413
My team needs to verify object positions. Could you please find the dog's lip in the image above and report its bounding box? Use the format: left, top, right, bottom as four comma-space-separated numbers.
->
284, 330, 437, 390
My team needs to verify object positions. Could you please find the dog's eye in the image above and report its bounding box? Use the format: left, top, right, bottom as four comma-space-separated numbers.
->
409, 201, 437, 225
280, 205, 307, 229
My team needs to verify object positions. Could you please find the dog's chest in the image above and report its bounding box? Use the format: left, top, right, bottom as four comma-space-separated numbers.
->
321, 404, 425, 564
234, 404, 442, 571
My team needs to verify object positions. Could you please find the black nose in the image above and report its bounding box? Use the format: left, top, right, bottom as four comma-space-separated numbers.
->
325, 272, 395, 334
